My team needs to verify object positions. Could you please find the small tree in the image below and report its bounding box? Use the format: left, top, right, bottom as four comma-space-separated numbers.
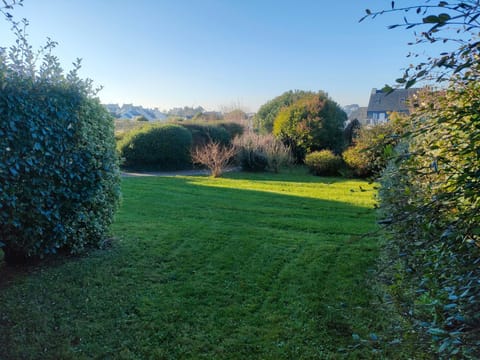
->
273, 92, 346, 162
191, 142, 237, 178
254, 90, 315, 133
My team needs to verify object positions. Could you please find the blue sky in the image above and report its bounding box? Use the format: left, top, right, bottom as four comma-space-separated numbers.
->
1, 1, 432, 111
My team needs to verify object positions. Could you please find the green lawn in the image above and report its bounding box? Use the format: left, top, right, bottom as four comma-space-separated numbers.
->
0, 169, 405, 359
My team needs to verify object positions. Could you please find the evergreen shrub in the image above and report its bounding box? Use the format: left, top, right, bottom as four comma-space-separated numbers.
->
0, 58, 120, 263
180, 123, 230, 148
305, 150, 343, 176
117, 124, 192, 169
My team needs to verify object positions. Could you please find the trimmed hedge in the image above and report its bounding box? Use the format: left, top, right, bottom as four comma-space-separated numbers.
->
0, 73, 120, 263
117, 124, 192, 169
217, 122, 244, 139
180, 123, 230, 148
305, 150, 343, 176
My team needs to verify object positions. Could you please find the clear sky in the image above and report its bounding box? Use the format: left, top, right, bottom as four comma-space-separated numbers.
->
1, 0, 431, 111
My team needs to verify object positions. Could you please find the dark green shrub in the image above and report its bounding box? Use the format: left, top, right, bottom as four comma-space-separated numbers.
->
217, 121, 244, 139
180, 123, 230, 148
0, 59, 120, 263
118, 124, 192, 169
237, 150, 268, 172
305, 150, 343, 176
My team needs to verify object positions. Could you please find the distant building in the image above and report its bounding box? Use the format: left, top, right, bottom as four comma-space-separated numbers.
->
366, 88, 419, 125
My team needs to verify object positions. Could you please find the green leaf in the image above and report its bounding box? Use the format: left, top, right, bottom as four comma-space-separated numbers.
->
423, 15, 440, 23
438, 13, 451, 23
405, 79, 416, 88
382, 84, 394, 94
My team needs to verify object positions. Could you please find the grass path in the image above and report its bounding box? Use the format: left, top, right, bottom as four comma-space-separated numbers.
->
0, 169, 403, 359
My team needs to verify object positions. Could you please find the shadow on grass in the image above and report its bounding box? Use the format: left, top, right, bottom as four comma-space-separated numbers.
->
0, 174, 382, 359
221, 166, 372, 185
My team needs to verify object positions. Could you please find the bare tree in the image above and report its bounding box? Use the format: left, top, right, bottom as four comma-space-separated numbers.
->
191, 142, 237, 178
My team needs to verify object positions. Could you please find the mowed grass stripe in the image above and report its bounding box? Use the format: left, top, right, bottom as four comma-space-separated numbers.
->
0, 170, 386, 359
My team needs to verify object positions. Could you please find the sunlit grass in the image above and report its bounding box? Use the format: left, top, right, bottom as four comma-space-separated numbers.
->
0, 170, 413, 359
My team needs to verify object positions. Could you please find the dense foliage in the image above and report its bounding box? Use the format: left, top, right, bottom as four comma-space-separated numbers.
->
379, 83, 480, 358
0, 9, 120, 263
365, 1, 480, 356
253, 90, 314, 133
342, 114, 407, 178
216, 121, 245, 139
117, 124, 192, 170
273, 92, 346, 162
304, 150, 343, 176
180, 123, 231, 148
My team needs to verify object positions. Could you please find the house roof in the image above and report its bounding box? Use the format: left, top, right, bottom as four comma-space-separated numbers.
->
367, 88, 419, 113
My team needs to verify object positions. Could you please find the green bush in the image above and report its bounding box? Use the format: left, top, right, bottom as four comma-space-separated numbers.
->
217, 121, 244, 139
180, 123, 230, 148
379, 84, 480, 357
118, 124, 192, 169
305, 150, 343, 176
254, 90, 315, 133
0, 58, 120, 264
273, 92, 346, 162
342, 113, 407, 178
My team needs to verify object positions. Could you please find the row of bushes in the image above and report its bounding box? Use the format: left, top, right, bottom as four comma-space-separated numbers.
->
303, 114, 407, 177
117, 118, 400, 178
117, 122, 244, 170
117, 122, 297, 173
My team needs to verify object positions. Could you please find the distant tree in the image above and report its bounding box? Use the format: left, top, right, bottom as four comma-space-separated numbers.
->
167, 106, 205, 119
134, 115, 148, 122
192, 111, 223, 122
254, 90, 314, 133
272, 92, 346, 162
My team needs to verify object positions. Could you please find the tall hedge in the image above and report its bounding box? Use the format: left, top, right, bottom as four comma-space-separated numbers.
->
117, 124, 192, 169
379, 84, 480, 357
0, 62, 121, 263
180, 123, 230, 148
